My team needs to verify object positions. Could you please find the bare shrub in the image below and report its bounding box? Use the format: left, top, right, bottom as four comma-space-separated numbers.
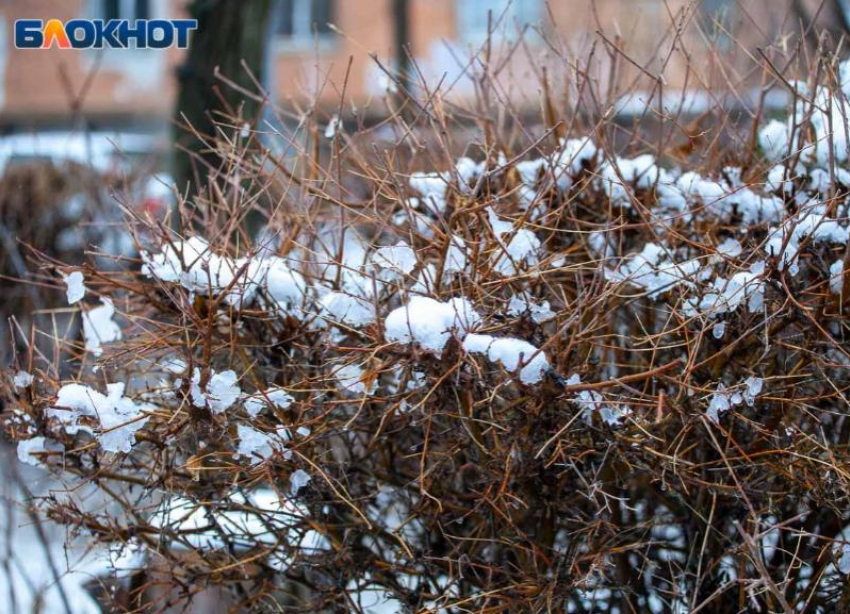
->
6, 12, 850, 614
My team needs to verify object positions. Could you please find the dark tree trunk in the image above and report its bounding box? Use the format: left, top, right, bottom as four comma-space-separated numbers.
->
838, 0, 850, 32
173, 0, 273, 192
392, 0, 410, 90
791, 0, 850, 47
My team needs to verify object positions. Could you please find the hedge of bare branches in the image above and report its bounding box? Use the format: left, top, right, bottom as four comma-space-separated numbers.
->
8, 25, 850, 614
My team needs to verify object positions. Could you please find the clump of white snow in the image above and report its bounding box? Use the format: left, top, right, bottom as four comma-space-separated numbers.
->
324, 114, 341, 139
263, 258, 308, 312
190, 369, 241, 414
409, 172, 449, 214
598, 154, 663, 205
564, 374, 632, 426
839, 542, 850, 575
684, 262, 767, 319
142, 236, 308, 311
743, 376, 763, 406
104, 539, 147, 579
830, 260, 845, 295
487, 208, 541, 276
606, 243, 704, 299
763, 204, 850, 275
507, 292, 555, 323
148, 490, 324, 555
243, 387, 294, 417
237, 424, 289, 464
443, 235, 469, 274
373, 242, 418, 275
82, 298, 122, 356
63, 271, 86, 304
706, 376, 763, 422
461, 334, 550, 384
334, 362, 377, 396
17, 436, 63, 466
320, 292, 376, 327
385, 296, 481, 352
290, 469, 312, 495
551, 137, 598, 189
759, 119, 790, 162
13, 370, 33, 389
48, 382, 150, 453
716, 238, 742, 258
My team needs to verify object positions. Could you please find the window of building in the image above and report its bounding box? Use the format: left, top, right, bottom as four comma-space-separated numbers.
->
102, 0, 150, 21
456, 0, 542, 43
701, 0, 733, 48
276, 0, 334, 41
701, 0, 730, 15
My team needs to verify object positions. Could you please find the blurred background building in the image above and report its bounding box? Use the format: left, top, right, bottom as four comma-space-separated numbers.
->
0, 0, 841, 134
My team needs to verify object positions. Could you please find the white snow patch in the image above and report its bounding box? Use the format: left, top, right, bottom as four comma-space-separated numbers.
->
830, 260, 845, 295
706, 377, 762, 422
839, 542, 850, 574
606, 243, 703, 299
324, 114, 341, 139
243, 386, 294, 417
507, 292, 555, 323
444, 235, 469, 274
82, 298, 122, 356
565, 374, 632, 426
334, 362, 376, 395
385, 296, 481, 352
759, 120, 790, 162
237, 424, 289, 465
13, 370, 33, 389
48, 382, 149, 453
148, 490, 326, 556
17, 436, 62, 466
717, 238, 742, 258
373, 242, 418, 275
487, 337, 549, 384
290, 469, 312, 495
63, 271, 86, 304
487, 208, 541, 276
320, 292, 376, 327
409, 172, 449, 214
142, 237, 308, 311
190, 369, 241, 414
463, 334, 549, 384
684, 261, 767, 318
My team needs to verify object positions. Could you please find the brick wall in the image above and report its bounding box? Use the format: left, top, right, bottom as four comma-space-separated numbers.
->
0, 0, 817, 128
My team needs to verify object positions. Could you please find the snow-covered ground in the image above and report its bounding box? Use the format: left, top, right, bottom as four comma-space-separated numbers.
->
0, 444, 103, 614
